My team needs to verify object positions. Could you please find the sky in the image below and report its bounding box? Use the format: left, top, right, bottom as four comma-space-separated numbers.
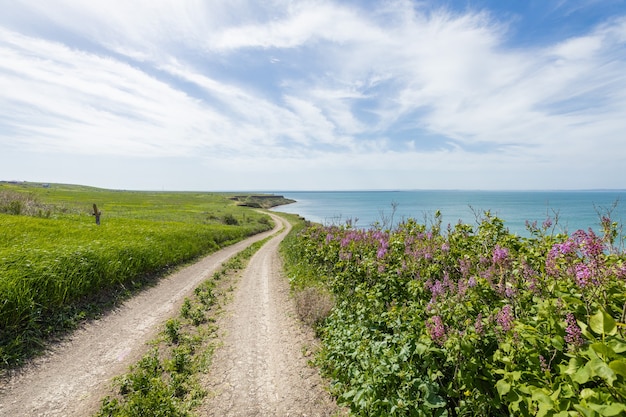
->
1, 0, 625, 191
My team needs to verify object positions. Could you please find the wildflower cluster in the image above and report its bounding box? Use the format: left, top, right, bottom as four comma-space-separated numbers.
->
285, 212, 626, 416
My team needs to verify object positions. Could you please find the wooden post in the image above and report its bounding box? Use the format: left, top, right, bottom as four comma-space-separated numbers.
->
92, 203, 102, 225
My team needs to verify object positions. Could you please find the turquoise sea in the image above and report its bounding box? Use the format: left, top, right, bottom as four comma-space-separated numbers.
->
271, 190, 626, 236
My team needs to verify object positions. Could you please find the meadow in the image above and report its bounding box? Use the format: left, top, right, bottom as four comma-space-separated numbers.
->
282, 211, 626, 416
0, 182, 277, 368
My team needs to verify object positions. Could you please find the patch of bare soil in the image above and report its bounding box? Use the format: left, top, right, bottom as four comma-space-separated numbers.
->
0, 221, 279, 417
197, 214, 340, 416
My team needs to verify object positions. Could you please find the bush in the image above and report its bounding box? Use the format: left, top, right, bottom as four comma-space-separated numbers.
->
223, 214, 239, 225
283, 213, 626, 416
294, 287, 334, 327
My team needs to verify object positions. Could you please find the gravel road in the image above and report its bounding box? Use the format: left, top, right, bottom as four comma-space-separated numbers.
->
197, 214, 338, 417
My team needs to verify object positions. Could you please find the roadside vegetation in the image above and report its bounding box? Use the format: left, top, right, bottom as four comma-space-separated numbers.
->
0, 182, 281, 369
282, 211, 626, 416
96, 238, 269, 417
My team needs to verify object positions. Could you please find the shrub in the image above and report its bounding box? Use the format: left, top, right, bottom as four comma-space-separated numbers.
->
294, 287, 335, 327
223, 214, 239, 225
283, 213, 626, 416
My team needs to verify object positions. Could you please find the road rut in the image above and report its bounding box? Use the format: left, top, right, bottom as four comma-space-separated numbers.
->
198, 215, 338, 417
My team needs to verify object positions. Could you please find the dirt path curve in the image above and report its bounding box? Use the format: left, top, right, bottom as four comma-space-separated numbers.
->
0, 218, 282, 417
197, 214, 339, 417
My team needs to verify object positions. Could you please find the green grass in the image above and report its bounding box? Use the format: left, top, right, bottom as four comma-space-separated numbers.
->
0, 182, 282, 368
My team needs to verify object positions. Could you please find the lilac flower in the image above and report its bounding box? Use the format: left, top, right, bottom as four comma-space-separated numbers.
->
457, 279, 469, 297
573, 229, 603, 259
542, 217, 553, 229
443, 272, 455, 293
574, 263, 592, 288
539, 355, 549, 372
546, 239, 577, 276
467, 276, 477, 288
564, 313, 584, 347
504, 286, 517, 299
441, 242, 450, 253
429, 280, 445, 300
526, 220, 538, 232
474, 313, 484, 336
560, 240, 577, 255
496, 305, 514, 333
492, 245, 509, 264
527, 276, 540, 294
427, 315, 447, 345
376, 234, 389, 259
339, 251, 352, 261
459, 258, 472, 278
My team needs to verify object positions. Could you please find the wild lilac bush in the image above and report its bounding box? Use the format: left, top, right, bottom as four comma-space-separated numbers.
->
284, 212, 626, 416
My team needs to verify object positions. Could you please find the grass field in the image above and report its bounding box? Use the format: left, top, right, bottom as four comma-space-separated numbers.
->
0, 182, 283, 368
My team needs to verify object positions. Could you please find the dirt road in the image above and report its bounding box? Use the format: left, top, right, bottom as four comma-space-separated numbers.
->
198, 215, 338, 417
0, 214, 338, 416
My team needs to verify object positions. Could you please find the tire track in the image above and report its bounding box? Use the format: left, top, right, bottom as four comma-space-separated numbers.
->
198, 215, 338, 417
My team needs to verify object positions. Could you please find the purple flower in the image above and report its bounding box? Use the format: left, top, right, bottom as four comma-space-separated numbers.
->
339, 251, 352, 261
574, 263, 592, 288
504, 286, 517, 299
492, 245, 509, 264
542, 217, 553, 229
459, 258, 472, 278
573, 229, 603, 259
565, 313, 584, 347
427, 279, 446, 303
474, 313, 484, 336
427, 315, 447, 345
539, 355, 549, 372
496, 305, 514, 333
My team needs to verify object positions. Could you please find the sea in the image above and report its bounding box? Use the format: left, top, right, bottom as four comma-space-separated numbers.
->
270, 190, 626, 236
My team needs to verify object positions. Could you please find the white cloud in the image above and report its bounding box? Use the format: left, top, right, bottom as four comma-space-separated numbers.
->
1, 1, 625, 189
0, 28, 224, 156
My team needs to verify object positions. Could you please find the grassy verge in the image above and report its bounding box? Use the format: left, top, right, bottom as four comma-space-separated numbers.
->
279, 214, 336, 331
95, 237, 270, 417
0, 182, 288, 369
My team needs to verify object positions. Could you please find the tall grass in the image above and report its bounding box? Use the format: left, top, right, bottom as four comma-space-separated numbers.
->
0, 183, 276, 368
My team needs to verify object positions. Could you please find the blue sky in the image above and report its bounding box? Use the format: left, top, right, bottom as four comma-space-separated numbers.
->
1, 0, 625, 191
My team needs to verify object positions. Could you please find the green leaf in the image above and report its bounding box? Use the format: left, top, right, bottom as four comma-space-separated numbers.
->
609, 359, 626, 377
589, 310, 617, 336
531, 389, 554, 417
580, 388, 595, 400
425, 392, 446, 409
550, 336, 564, 350
608, 338, 626, 353
496, 378, 511, 397
589, 357, 617, 386
587, 402, 626, 416
590, 342, 617, 360
572, 362, 592, 384
414, 343, 428, 355
573, 404, 593, 417
563, 357, 584, 375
